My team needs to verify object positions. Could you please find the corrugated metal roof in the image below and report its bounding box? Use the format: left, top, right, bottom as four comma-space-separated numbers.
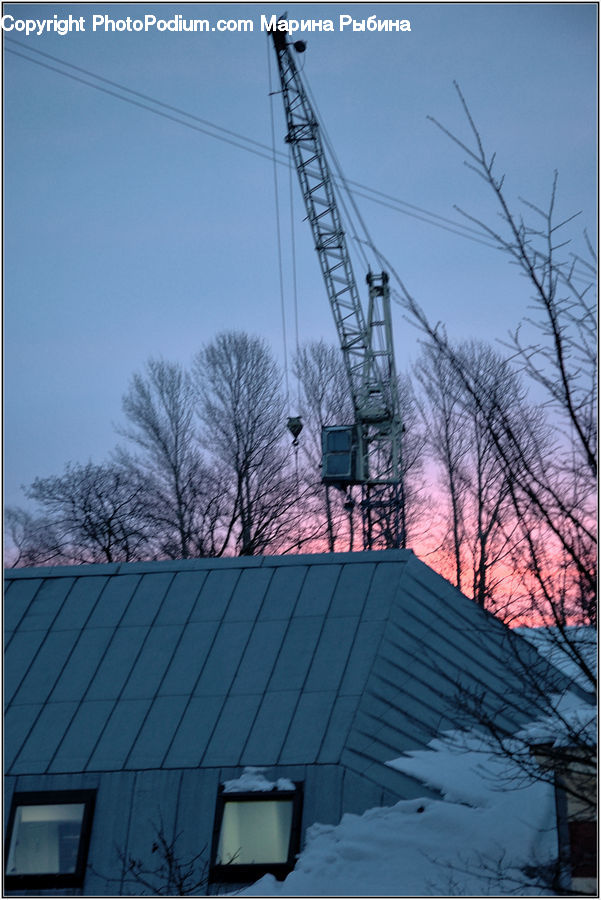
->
4, 550, 550, 780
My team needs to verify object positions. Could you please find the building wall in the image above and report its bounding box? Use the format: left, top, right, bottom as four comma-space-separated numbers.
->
6, 552, 562, 895
5, 762, 424, 896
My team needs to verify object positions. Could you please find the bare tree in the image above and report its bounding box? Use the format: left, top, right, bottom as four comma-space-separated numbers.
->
396, 83, 596, 631
391, 88, 596, 868
293, 341, 354, 551
22, 462, 151, 563
119, 358, 222, 559
416, 339, 539, 612
393, 371, 427, 548
429, 84, 596, 623
430, 85, 596, 481
415, 342, 470, 590
4, 506, 64, 568
91, 819, 209, 896
194, 331, 296, 556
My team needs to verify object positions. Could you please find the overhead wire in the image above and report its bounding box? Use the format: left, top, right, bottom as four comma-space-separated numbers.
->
304, 69, 594, 290
5, 38, 594, 285
303, 73, 373, 275
4, 45, 281, 164
5, 37, 281, 161
304, 71, 379, 270
4, 37, 518, 257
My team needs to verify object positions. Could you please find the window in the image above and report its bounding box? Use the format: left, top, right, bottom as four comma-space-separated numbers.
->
210, 784, 302, 883
321, 426, 360, 483
532, 744, 597, 895
5, 790, 96, 890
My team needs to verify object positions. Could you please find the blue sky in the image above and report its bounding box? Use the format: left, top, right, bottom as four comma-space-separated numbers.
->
4, 2, 597, 509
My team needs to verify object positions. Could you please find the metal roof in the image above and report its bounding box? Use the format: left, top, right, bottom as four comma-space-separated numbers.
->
5, 550, 547, 780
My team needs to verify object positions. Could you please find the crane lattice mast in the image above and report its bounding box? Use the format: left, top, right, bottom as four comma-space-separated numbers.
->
270, 23, 405, 549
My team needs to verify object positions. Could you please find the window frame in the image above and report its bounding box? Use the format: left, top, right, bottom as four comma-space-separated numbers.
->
209, 782, 303, 884
532, 742, 597, 893
4, 789, 96, 891
321, 425, 361, 484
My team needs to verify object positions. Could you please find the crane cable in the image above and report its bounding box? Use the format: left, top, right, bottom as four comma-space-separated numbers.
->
268, 39, 303, 554
267, 36, 291, 413
290, 159, 303, 554
289, 149, 302, 413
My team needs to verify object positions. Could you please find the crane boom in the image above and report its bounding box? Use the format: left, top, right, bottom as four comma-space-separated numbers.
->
270, 24, 405, 547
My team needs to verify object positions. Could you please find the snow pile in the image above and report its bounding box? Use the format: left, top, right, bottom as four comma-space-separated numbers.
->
516, 625, 597, 691
241, 732, 558, 896
517, 688, 596, 749
223, 767, 295, 794
513, 626, 596, 748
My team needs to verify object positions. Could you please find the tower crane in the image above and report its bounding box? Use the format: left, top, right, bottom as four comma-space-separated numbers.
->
269, 23, 405, 550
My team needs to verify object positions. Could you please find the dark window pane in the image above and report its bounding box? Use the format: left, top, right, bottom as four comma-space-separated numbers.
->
325, 453, 351, 476
326, 429, 351, 452
569, 820, 597, 877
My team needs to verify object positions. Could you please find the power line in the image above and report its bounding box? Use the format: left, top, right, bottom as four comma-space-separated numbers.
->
5, 38, 595, 283
5, 37, 279, 160
304, 71, 375, 272
4, 46, 278, 165
4, 38, 508, 252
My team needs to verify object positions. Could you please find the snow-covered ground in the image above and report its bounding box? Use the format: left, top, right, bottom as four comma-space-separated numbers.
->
240, 628, 596, 897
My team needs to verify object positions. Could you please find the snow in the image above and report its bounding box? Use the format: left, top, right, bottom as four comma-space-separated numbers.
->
517, 688, 597, 749
236, 628, 596, 896
516, 625, 597, 692
223, 767, 296, 794
241, 731, 558, 896
513, 626, 596, 748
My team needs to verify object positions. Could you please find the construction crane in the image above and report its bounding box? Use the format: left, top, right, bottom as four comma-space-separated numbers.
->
269, 23, 405, 550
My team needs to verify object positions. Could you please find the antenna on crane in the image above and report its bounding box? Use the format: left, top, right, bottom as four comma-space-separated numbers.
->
269, 19, 406, 550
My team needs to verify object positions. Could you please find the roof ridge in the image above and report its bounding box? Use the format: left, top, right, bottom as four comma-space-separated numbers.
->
4, 549, 415, 579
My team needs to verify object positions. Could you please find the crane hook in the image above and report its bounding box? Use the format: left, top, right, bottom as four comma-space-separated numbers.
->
287, 416, 303, 446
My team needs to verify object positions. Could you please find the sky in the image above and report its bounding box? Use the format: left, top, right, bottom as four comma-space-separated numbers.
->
3, 1, 597, 511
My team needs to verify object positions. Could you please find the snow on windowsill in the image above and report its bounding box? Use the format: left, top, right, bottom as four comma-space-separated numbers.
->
222, 767, 296, 794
